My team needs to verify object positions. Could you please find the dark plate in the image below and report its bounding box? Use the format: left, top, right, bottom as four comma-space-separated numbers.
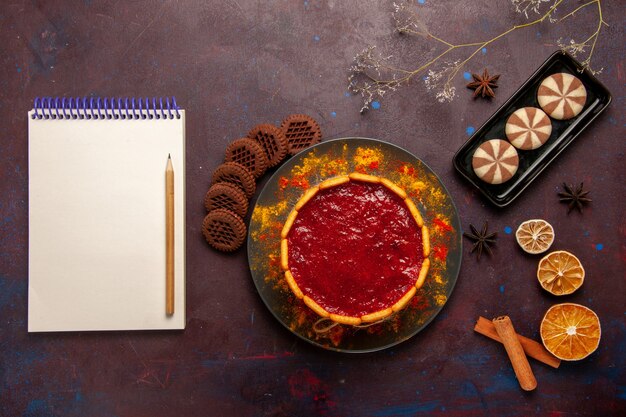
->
453, 51, 611, 207
247, 138, 462, 352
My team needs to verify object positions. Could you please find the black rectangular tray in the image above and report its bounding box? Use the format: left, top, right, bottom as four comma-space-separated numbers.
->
453, 51, 612, 207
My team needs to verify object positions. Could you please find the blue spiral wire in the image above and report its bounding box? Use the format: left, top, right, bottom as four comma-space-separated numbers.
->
31, 96, 181, 120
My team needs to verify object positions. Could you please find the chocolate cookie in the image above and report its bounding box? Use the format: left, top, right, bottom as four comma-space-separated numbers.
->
280, 114, 322, 156
211, 162, 256, 199
224, 138, 268, 179
537, 73, 587, 120
505, 107, 552, 150
202, 209, 247, 252
247, 124, 288, 167
204, 182, 249, 218
472, 139, 519, 185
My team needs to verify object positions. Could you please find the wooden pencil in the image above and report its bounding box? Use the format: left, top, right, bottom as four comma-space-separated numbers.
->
166, 154, 175, 315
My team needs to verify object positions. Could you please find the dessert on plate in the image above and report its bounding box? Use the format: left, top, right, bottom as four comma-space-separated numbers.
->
280, 173, 430, 326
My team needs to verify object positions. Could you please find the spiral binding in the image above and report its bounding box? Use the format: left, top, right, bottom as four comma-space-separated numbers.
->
31, 96, 181, 120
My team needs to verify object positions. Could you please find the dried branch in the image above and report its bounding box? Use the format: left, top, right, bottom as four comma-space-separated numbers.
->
348, 0, 606, 111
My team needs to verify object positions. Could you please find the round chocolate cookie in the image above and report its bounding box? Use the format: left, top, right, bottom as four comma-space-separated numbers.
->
280, 114, 322, 156
224, 138, 268, 179
204, 182, 249, 218
247, 124, 288, 167
537, 73, 587, 120
211, 162, 256, 199
472, 139, 519, 185
202, 209, 247, 252
505, 107, 552, 150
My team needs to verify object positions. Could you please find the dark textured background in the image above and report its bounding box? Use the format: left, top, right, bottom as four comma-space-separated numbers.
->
1, 1, 624, 416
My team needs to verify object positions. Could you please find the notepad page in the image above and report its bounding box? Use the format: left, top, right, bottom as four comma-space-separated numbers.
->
28, 111, 186, 331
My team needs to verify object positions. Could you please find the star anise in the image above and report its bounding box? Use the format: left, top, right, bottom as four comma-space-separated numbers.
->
558, 182, 592, 213
466, 69, 500, 99
463, 221, 497, 260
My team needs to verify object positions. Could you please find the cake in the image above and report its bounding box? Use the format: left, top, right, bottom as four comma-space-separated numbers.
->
472, 139, 519, 185
280, 173, 430, 326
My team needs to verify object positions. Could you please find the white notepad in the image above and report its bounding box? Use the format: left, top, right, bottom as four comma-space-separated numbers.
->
28, 98, 185, 331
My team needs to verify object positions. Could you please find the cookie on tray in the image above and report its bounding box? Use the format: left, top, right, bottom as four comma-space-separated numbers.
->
537, 73, 587, 120
472, 139, 519, 185
505, 107, 552, 150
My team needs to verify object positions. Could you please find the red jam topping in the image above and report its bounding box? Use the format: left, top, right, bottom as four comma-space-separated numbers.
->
287, 180, 424, 317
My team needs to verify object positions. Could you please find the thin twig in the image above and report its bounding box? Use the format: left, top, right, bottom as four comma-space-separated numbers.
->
349, 0, 605, 111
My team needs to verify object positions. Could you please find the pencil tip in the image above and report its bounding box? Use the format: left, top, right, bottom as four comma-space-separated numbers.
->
168, 153, 171, 159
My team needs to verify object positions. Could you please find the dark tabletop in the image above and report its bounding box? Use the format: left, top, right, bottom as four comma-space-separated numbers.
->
1, 1, 624, 416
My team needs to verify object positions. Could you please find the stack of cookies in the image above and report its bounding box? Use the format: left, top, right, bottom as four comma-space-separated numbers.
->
203, 114, 322, 252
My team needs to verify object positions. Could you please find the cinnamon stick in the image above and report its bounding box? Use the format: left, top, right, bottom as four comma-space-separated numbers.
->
474, 316, 560, 368
492, 316, 537, 391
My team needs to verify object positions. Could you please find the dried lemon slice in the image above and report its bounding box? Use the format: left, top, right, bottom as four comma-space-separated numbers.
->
515, 219, 555, 254
537, 250, 584, 295
540, 303, 601, 361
